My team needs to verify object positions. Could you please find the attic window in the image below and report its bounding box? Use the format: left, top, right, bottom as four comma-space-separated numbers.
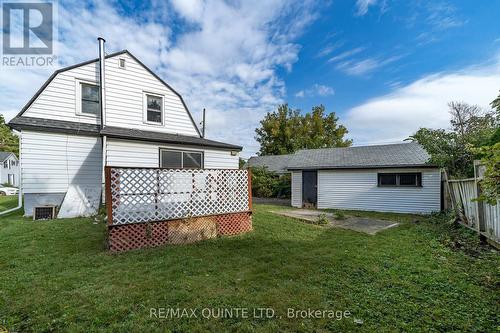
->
119, 58, 126, 68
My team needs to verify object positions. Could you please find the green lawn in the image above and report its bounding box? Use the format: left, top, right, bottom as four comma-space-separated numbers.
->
0, 195, 18, 211
0, 205, 498, 332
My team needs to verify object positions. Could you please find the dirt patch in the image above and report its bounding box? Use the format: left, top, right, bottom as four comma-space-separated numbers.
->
272, 209, 399, 235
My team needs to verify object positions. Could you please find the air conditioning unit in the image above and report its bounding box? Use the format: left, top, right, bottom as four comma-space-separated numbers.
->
33, 206, 56, 220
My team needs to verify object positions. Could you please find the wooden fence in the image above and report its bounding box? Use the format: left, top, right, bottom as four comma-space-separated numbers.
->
448, 162, 499, 247
105, 167, 253, 251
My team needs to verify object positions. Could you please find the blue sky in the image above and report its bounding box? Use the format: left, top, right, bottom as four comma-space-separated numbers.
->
1, 0, 500, 158
287, 1, 499, 112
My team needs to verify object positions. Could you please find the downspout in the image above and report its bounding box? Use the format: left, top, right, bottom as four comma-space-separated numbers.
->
98, 37, 107, 203
0, 132, 22, 216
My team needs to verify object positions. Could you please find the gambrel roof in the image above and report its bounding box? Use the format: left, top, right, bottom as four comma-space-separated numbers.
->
9, 50, 201, 137
8, 50, 242, 150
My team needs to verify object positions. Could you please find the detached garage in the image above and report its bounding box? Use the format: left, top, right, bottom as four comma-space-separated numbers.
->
288, 143, 441, 214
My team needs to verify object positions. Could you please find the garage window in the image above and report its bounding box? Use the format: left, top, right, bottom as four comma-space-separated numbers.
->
378, 173, 422, 187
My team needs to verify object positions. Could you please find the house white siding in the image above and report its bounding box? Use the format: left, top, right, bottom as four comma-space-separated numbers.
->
106, 138, 238, 169
316, 168, 441, 214
22, 53, 199, 137
1, 154, 19, 186
21, 131, 102, 194
291, 170, 302, 208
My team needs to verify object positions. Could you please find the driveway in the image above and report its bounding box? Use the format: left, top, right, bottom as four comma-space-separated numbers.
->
272, 209, 399, 235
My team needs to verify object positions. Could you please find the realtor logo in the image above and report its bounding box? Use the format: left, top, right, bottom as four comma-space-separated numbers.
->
1, 0, 57, 67
2, 1, 53, 54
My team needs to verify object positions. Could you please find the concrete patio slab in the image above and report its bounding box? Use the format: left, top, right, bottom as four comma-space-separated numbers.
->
272, 209, 399, 235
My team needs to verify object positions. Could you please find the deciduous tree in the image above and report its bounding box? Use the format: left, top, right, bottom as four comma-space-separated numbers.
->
0, 115, 19, 156
255, 104, 351, 156
408, 102, 497, 178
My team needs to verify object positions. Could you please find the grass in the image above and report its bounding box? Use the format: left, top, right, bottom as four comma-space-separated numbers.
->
0, 195, 18, 211
0, 204, 498, 332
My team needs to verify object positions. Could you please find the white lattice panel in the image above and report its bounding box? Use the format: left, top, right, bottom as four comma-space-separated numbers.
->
108, 168, 250, 225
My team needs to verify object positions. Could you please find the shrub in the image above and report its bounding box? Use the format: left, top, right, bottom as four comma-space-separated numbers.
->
250, 166, 291, 198
334, 211, 346, 220
316, 213, 330, 225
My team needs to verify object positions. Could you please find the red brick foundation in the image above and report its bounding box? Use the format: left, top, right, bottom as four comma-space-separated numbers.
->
108, 212, 252, 252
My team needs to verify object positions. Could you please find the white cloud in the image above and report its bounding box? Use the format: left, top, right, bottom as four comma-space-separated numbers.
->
426, 2, 466, 30
328, 47, 365, 63
0, 0, 318, 158
343, 58, 500, 145
316, 41, 344, 58
170, 0, 205, 22
355, 0, 377, 16
1, 0, 171, 121
335, 55, 402, 76
295, 84, 335, 98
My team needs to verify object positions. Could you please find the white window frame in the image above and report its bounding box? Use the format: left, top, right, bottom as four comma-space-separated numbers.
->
159, 148, 204, 169
118, 58, 126, 69
75, 79, 100, 118
143, 92, 164, 126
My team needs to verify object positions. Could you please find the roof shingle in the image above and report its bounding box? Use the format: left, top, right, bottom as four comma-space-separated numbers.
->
8, 117, 242, 150
287, 142, 432, 169
246, 154, 294, 173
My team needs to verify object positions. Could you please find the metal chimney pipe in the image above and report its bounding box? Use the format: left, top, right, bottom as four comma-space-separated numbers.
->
98, 37, 107, 204
202, 108, 206, 138
98, 37, 106, 127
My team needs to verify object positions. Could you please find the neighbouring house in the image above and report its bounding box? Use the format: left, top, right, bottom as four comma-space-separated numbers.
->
9, 40, 241, 217
250, 142, 441, 214
0, 152, 19, 186
246, 154, 293, 175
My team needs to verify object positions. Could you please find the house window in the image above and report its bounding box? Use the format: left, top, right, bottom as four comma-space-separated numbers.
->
378, 173, 422, 187
3, 161, 7, 168
8, 174, 14, 185
81, 83, 100, 115
118, 58, 126, 68
160, 149, 203, 169
144, 94, 163, 124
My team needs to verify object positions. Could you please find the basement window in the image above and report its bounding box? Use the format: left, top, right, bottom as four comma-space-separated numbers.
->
378, 173, 422, 187
160, 149, 203, 169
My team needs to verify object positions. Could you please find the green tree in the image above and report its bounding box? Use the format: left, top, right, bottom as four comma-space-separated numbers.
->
487, 90, 500, 145
491, 90, 500, 112
0, 115, 19, 156
472, 92, 500, 204
408, 102, 497, 178
255, 104, 351, 156
473, 143, 499, 205
408, 128, 467, 176
239, 157, 246, 169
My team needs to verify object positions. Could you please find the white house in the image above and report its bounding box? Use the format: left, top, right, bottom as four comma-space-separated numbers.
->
286, 143, 441, 214
9, 39, 241, 217
0, 152, 19, 186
